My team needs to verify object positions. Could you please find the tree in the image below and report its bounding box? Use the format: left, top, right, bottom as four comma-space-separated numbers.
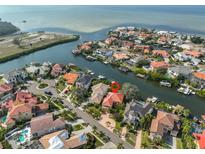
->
117, 143, 124, 149
85, 133, 96, 149
190, 36, 204, 44
121, 82, 139, 101
140, 113, 154, 130
0, 127, 6, 142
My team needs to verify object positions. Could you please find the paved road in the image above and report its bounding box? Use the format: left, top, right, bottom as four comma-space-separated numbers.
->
28, 80, 134, 149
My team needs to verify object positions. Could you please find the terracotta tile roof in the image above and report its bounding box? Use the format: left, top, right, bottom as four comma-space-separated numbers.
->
193, 72, 205, 81
193, 130, 205, 149
35, 103, 49, 110
16, 92, 37, 105
150, 110, 179, 136
8, 102, 32, 117
102, 92, 124, 108
3, 92, 48, 127
184, 50, 203, 58
0, 83, 12, 95
152, 50, 170, 58
63, 73, 79, 85
113, 53, 129, 60
31, 113, 65, 135
151, 61, 169, 69
104, 37, 116, 45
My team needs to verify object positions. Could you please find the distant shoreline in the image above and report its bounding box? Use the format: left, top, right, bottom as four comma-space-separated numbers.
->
0, 34, 80, 64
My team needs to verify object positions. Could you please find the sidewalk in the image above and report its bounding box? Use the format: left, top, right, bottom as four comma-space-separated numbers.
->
135, 130, 142, 149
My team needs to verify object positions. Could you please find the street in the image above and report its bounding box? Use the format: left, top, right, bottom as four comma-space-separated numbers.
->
27, 80, 134, 149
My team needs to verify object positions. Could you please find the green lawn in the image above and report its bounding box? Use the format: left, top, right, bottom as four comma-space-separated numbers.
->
38, 83, 48, 89
0, 32, 79, 63
126, 132, 136, 146
0, 78, 5, 85
73, 124, 84, 131
141, 131, 153, 149
176, 138, 183, 149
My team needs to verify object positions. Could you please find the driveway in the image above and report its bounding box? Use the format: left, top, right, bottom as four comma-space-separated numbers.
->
28, 80, 134, 149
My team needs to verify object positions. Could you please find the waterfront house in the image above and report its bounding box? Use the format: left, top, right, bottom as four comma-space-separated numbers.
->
150, 61, 169, 71
123, 100, 153, 125
104, 37, 117, 45
0, 83, 13, 102
1, 92, 49, 129
26, 65, 44, 76
5, 69, 28, 85
31, 113, 66, 138
152, 50, 170, 58
95, 49, 113, 57
191, 71, 205, 85
113, 52, 129, 60
76, 74, 93, 90
125, 56, 145, 66
150, 110, 180, 139
79, 42, 92, 51
26, 63, 50, 76
167, 65, 193, 78
51, 64, 63, 77
193, 130, 205, 149
89, 83, 109, 104
102, 92, 124, 108
63, 73, 79, 85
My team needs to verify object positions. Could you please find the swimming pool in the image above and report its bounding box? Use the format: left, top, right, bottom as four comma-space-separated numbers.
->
0, 116, 6, 123
18, 128, 30, 144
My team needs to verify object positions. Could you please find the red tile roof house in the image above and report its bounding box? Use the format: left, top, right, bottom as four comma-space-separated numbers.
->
121, 41, 134, 49
0, 83, 13, 101
191, 71, 205, 85
1, 92, 48, 129
152, 50, 170, 58
0, 83, 12, 96
184, 50, 204, 58
104, 37, 117, 45
102, 92, 124, 108
113, 52, 129, 61
30, 113, 66, 138
150, 110, 180, 139
51, 64, 63, 77
150, 61, 169, 71
193, 130, 205, 149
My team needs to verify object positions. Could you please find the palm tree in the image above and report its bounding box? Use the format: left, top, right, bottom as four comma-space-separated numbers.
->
93, 126, 97, 132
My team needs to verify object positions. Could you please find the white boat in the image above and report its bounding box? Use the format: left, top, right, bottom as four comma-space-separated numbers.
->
160, 81, 171, 88
103, 61, 109, 64
98, 75, 105, 79
177, 87, 192, 95
146, 96, 158, 103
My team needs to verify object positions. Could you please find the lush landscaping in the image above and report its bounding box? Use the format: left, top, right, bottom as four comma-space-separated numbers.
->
176, 138, 183, 149
126, 132, 136, 146
38, 83, 49, 89
73, 124, 84, 131
85, 104, 103, 120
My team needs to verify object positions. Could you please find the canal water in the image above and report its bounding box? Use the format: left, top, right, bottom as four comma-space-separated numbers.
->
0, 26, 204, 116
